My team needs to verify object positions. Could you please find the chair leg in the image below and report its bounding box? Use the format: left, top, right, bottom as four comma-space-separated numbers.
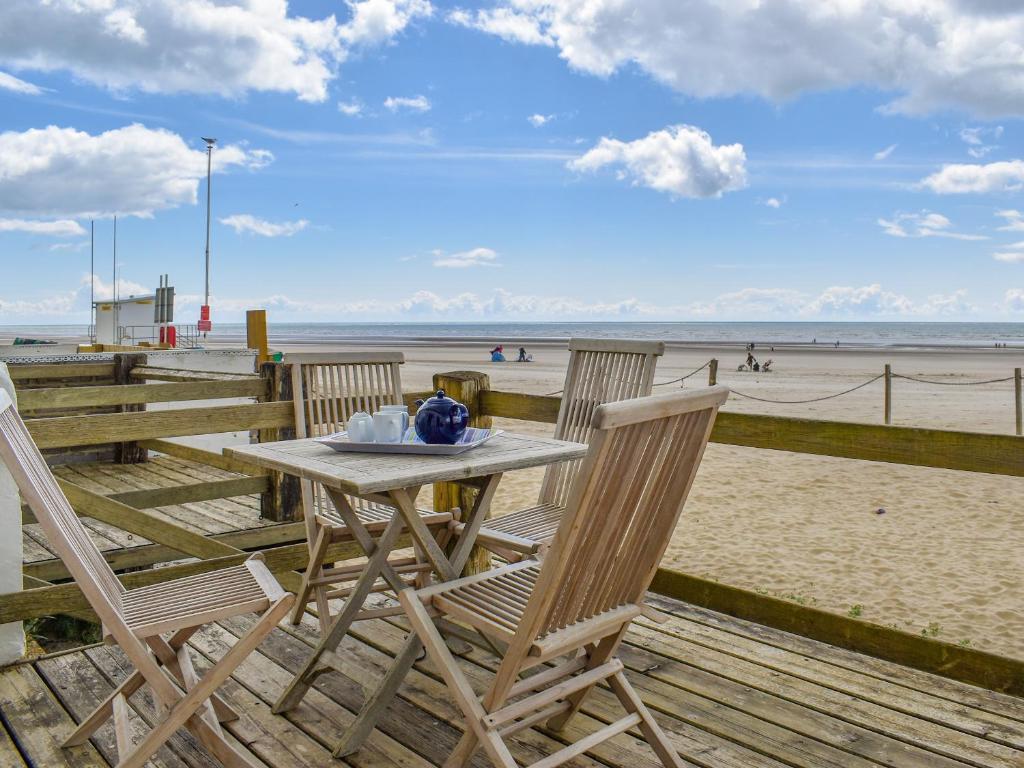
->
546, 631, 624, 731
607, 671, 684, 768
115, 596, 292, 768
292, 526, 331, 626
399, 591, 518, 768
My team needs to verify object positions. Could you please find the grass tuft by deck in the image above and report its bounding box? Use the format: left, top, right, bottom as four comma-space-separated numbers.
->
0, 593, 1020, 768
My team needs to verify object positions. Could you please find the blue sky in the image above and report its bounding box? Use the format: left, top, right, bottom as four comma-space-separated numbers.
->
1, 0, 1023, 324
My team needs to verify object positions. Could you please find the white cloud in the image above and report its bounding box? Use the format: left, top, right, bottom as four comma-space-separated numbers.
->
920, 160, 1024, 194
873, 144, 897, 161
0, 0, 431, 103
762, 197, 784, 209
448, 8, 553, 46
877, 211, 987, 241
0, 124, 271, 218
0, 218, 85, 237
338, 100, 363, 116
960, 126, 1003, 158
448, 1, 1024, 118
568, 125, 746, 199
527, 113, 553, 127
432, 247, 500, 268
339, 0, 434, 46
992, 239, 1024, 263
384, 94, 431, 113
996, 209, 1024, 232
1004, 289, 1024, 312
0, 70, 42, 95
994, 251, 1024, 263
0, 273, 149, 320
220, 214, 309, 238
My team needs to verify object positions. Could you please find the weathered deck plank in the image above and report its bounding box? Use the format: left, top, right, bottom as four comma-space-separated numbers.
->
1, 594, 1019, 768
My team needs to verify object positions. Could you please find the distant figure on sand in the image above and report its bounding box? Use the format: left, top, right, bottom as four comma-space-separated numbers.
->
490, 345, 506, 362
746, 351, 756, 369
762, 359, 773, 372
517, 347, 532, 362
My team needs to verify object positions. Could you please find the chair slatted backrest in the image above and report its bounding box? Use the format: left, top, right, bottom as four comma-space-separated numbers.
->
525, 387, 727, 642
0, 389, 125, 626
539, 338, 664, 508
285, 352, 405, 515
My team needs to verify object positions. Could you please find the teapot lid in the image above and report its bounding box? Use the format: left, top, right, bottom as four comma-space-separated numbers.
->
427, 389, 452, 402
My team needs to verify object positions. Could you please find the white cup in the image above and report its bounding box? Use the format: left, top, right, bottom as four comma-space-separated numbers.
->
347, 412, 375, 442
380, 404, 409, 434
372, 411, 405, 443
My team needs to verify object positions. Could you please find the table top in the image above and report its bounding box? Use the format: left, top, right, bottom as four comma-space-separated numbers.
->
226, 431, 589, 495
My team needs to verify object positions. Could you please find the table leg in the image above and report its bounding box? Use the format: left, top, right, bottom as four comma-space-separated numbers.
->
273, 510, 405, 714
327, 489, 418, 594
332, 474, 503, 756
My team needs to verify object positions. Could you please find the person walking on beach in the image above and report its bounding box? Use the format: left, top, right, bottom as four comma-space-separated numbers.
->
746, 351, 756, 370
517, 347, 531, 362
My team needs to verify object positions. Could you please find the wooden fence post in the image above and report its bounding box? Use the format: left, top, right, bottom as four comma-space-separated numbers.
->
247, 309, 270, 366
1015, 368, 1022, 437
884, 364, 892, 426
114, 353, 148, 463
432, 371, 493, 576
258, 362, 299, 522
708, 359, 718, 386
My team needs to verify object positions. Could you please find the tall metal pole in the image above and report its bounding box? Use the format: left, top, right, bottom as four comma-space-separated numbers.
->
113, 215, 118, 344
203, 138, 216, 310
90, 220, 94, 342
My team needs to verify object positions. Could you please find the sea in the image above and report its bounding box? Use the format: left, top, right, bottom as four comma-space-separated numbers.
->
2, 322, 1022, 349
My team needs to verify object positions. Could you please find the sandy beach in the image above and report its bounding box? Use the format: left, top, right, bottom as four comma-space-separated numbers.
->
262, 337, 1023, 659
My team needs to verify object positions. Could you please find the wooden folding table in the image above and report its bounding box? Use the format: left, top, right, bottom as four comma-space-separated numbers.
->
226, 430, 588, 756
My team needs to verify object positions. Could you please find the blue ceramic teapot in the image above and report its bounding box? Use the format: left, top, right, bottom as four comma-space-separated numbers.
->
414, 389, 470, 444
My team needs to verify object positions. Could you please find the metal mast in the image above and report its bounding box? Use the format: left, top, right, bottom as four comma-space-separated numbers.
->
201, 137, 216, 334
89, 220, 94, 342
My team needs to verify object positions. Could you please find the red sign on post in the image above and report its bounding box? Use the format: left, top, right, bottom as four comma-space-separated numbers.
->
198, 305, 212, 332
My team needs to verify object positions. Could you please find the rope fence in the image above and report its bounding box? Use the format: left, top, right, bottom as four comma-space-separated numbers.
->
542, 358, 1024, 435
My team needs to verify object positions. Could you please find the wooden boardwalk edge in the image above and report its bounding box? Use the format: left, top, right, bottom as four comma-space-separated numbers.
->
650, 568, 1024, 697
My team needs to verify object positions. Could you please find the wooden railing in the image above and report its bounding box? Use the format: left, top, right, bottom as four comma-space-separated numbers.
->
0, 359, 1021, 695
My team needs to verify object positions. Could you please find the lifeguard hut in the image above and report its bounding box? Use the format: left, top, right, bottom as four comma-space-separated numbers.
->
92, 275, 196, 347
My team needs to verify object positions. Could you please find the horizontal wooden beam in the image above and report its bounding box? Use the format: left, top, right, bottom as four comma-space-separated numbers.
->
1, 536, 406, 623
21, 475, 270, 524
24, 522, 307, 583
479, 388, 1024, 476
17, 378, 268, 411
650, 568, 1024, 697
131, 366, 258, 383
108, 475, 269, 508
26, 401, 294, 449
711, 411, 1024, 477
58, 479, 240, 561
8, 362, 114, 381
480, 390, 561, 423
139, 439, 268, 476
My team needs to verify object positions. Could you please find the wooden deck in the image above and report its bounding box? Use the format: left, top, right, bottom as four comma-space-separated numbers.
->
23, 456, 293, 580
1, 593, 1021, 768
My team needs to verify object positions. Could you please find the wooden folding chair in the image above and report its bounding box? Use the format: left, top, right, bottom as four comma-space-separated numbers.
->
462, 338, 664, 560
0, 388, 293, 768
399, 386, 728, 768
285, 352, 453, 630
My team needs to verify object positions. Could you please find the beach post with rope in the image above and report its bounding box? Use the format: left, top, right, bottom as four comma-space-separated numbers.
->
1016, 367, 1022, 436
884, 364, 892, 425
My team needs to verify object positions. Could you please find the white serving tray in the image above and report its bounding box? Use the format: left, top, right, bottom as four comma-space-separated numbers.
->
315, 427, 504, 456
